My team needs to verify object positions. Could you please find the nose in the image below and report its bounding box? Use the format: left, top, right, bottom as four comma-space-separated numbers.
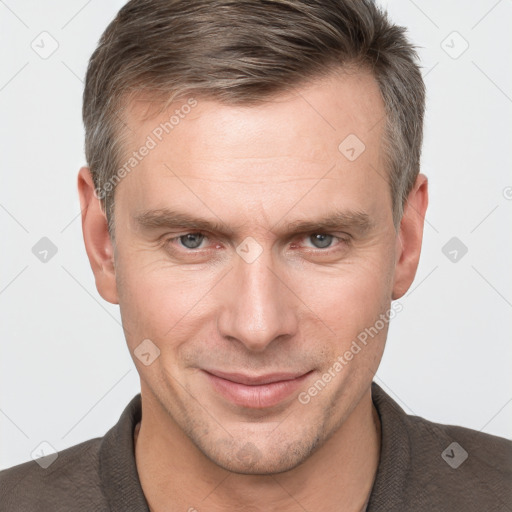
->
216, 245, 298, 352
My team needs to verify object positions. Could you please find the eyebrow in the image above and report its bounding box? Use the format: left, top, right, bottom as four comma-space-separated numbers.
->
133, 208, 374, 237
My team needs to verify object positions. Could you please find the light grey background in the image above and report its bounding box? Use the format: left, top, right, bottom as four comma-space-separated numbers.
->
1, 0, 511, 469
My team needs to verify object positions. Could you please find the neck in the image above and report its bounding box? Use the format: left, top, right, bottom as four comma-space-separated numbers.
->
134, 388, 380, 512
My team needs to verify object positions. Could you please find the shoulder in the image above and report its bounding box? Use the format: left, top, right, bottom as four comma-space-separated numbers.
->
407, 414, 512, 509
408, 412, 512, 474
0, 437, 108, 512
370, 382, 512, 511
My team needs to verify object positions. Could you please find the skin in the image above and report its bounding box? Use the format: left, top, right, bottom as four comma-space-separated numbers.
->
78, 68, 428, 512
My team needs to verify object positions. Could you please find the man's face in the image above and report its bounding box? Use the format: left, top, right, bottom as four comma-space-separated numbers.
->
110, 70, 399, 473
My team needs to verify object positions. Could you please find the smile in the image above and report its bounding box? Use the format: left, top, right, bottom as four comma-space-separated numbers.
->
202, 370, 314, 409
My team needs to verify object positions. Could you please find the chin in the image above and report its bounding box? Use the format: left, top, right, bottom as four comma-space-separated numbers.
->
197, 429, 322, 476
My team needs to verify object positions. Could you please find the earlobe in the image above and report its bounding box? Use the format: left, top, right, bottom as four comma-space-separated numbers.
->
391, 174, 429, 300
77, 166, 119, 304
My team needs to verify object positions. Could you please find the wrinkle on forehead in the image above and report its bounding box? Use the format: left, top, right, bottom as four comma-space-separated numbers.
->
159, 175, 337, 184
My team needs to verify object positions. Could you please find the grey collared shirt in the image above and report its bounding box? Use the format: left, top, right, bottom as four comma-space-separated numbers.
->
1, 382, 511, 511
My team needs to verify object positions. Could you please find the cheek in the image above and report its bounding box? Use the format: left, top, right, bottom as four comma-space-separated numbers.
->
296, 252, 395, 333
115, 249, 220, 343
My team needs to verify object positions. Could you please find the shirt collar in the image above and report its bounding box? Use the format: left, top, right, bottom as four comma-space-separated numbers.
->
366, 381, 411, 510
99, 393, 150, 511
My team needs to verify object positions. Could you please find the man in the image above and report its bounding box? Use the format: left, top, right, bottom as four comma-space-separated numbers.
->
1, 0, 510, 510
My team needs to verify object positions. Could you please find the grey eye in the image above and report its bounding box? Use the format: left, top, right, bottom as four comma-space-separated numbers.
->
179, 233, 205, 249
309, 234, 334, 249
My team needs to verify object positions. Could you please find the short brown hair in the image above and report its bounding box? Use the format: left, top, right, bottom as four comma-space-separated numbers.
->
83, 0, 425, 238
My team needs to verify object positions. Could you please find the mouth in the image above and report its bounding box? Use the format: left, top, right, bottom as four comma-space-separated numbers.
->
201, 369, 314, 409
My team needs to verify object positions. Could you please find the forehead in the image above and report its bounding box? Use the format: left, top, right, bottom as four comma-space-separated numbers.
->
122, 69, 384, 159
114, 69, 389, 228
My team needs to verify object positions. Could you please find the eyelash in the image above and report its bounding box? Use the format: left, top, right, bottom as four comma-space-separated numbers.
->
164, 232, 351, 255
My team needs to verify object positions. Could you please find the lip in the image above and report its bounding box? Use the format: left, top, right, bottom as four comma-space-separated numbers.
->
202, 369, 313, 409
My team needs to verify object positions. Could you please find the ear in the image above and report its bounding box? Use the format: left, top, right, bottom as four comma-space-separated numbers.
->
77, 166, 119, 304
392, 173, 429, 300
